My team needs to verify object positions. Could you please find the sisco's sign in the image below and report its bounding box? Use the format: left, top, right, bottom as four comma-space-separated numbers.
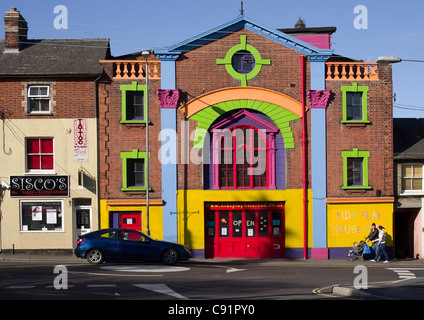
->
10, 175, 69, 197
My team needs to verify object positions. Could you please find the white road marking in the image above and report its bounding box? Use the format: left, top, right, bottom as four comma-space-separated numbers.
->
226, 267, 246, 273
45, 285, 75, 288
100, 265, 190, 273
6, 285, 36, 289
87, 284, 117, 287
68, 271, 163, 277
134, 283, 188, 299
387, 268, 422, 279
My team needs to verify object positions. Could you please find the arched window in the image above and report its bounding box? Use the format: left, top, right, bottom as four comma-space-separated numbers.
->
218, 125, 268, 189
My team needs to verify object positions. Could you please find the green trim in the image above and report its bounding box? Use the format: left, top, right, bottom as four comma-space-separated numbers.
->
189, 99, 299, 149
341, 82, 370, 124
119, 81, 148, 124
341, 148, 371, 189
216, 35, 270, 86
120, 149, 150, 191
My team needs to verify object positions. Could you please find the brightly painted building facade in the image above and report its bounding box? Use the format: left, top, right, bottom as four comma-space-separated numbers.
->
99, 15, 395, 259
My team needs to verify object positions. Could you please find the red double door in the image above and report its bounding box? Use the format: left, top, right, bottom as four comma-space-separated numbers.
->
205, 208, 285, 258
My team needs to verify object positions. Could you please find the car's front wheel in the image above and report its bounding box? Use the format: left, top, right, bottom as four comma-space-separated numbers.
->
162, 248, 178, 265
86, 248, 105, 264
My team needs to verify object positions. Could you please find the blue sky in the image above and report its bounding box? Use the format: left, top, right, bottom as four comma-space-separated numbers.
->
1, 0, 423, 118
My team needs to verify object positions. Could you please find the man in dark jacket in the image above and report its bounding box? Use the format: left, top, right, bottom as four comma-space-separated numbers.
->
365, 223, 379, 257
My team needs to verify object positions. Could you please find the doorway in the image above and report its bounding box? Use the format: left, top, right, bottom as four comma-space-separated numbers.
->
394, 208, 420, 259
205, 203, 285, 258
110, 211, 141, 231
74, 198, 92, 236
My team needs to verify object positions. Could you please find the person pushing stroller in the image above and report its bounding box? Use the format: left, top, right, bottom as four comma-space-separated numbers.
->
365, 223, 379, 258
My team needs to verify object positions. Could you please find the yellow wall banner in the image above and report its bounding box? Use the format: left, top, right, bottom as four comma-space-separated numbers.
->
327, 202, 393, 247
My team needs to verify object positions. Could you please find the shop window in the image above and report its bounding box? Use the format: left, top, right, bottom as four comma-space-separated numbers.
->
401, 164, 424, 195
232, 211, 242, 237
341, 148, 371, 190
272, 211, 281, 237
341, 82, 369, 124
206, 212, 215, 237
26, 138, 54, 172
20, 200, 63, 232
219, 212, 229, 237
245, 211, 255, 237
27, 85, 51, 113
258, 211, 268, 237
120, 149, 149, 191
120, 81, 147, 124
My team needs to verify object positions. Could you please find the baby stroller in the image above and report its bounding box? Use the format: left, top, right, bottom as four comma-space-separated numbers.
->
346, 240, 369, 261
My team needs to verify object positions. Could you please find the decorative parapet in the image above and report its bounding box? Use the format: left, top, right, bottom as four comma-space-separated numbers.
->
326, 62, 378, 81
156, 89, 180, 109
99, 60, 161, 79
307, 89, 331, 109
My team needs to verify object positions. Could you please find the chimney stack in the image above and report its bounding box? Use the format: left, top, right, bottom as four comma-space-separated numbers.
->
4, 7, 28, 52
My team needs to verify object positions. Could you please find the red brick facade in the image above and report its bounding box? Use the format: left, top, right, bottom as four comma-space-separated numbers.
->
325, 65, 394, 197
175, 29, 312, 190
98, 63, 163, 200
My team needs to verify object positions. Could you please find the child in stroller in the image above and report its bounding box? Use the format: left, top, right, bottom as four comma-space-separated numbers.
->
346, 240, 368, 261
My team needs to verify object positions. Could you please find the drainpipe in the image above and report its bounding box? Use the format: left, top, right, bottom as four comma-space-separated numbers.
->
94, 72, 102, 232
301, 55, 308, 259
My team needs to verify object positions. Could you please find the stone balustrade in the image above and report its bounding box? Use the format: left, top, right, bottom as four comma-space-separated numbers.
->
326, 62, 378, 81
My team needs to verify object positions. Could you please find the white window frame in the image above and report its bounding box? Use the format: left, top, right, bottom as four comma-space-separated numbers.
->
27, 85, 51, 114
400, 163, 424, 195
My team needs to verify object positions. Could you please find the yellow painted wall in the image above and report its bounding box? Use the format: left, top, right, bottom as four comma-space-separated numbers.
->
99, 199, 164, 240
176, 189, 311, 250
327, 202, 394, 247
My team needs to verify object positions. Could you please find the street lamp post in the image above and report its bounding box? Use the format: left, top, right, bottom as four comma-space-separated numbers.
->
142, 50, 150, 236
377, 56, 424, 63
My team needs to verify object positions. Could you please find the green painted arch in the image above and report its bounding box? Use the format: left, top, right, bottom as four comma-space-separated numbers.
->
189, 100, 300, 149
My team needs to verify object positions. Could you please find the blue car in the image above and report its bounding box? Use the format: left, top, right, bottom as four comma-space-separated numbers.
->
74, 228, 191, 265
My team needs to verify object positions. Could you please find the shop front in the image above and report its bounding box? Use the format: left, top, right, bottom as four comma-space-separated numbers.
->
205, 202, 285, 258
326, 198, 394, 259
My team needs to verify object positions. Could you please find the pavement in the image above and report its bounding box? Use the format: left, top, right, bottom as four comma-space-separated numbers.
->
1, 251, 423, 299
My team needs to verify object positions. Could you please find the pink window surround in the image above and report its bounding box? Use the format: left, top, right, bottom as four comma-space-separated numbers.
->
210, 109, 278, 190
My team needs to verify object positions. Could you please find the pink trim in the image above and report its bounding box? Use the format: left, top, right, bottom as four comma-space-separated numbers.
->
307, 90, 331, 109
292, 35, 332, 49
156, 89, 180, 109
311, 248, 329, 259
212, 133, 221, 189
210, 109, 279, 133
268, 133, 276, 189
